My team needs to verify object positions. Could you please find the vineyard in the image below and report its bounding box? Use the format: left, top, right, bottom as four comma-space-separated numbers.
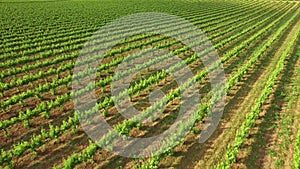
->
0, 0, 300, 168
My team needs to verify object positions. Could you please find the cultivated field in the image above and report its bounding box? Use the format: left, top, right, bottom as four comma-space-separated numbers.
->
0, 0, 300, 168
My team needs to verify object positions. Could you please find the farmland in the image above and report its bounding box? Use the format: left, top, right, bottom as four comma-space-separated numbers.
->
0, 0, 300, 168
